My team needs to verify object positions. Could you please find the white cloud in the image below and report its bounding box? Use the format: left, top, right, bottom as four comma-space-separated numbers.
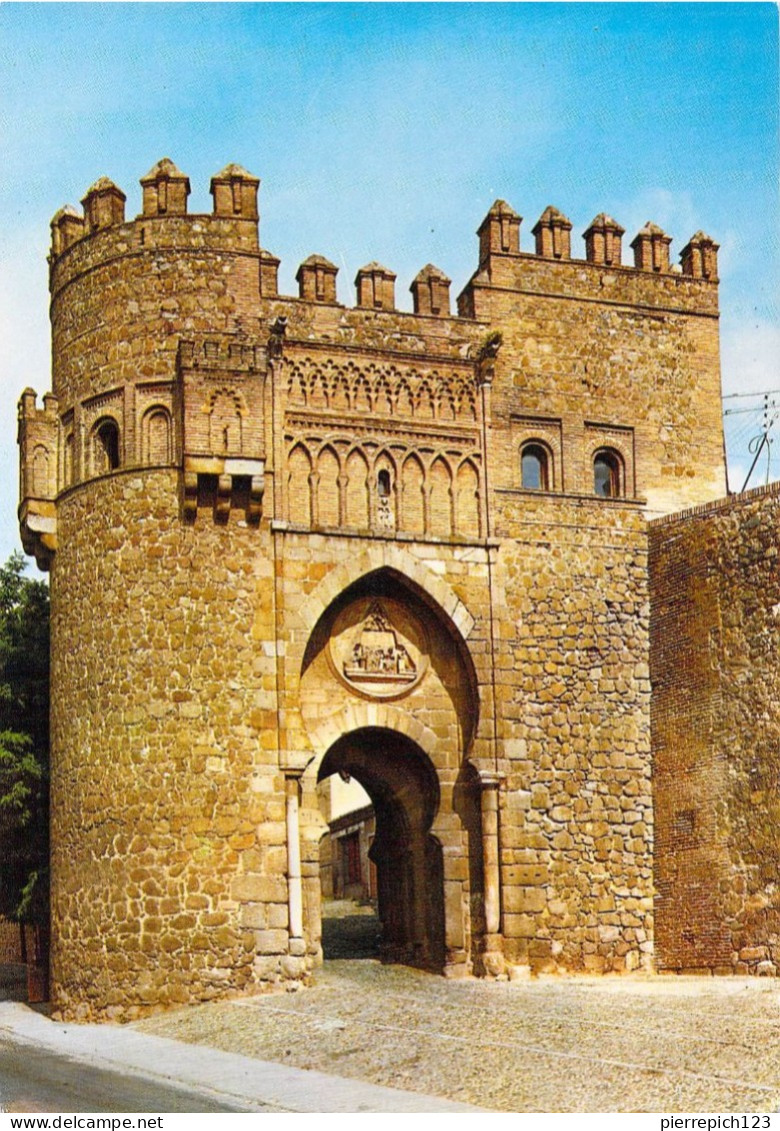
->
611, 187, 700, 253
720, 318, 780, 397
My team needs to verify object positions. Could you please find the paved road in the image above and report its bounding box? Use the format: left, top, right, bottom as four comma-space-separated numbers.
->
0, 1037, 257, 1113
138, 959, 780, 1113
0, 1001, 479, 1113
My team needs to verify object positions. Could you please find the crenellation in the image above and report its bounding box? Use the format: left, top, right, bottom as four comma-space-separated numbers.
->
583, 213, 625, 267
355, 261, 397, 310
478, 199, 522, 266
532, 206, 573, 260
17, 387, 60, 569
630, 221, 672, 273
81, 177, 126, 233
296, 255, 339, 304
258, 249, 280, 298
681, 230, 720, 281
140, 158, 191, 218
210, 163, 260, 221
50, 205, 86, 257
410, 264, 451, 317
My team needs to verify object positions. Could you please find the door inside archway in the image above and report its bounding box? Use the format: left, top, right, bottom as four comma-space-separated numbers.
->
318, 726, 445, 973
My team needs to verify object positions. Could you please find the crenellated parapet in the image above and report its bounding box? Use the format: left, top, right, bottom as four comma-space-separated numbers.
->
583, 213, 625, 266
460, 200, 719, 318
532, 206, 572, 260
680, 231, 720, 280
81, 177, 127, 232
210, 163, 260, 220
47, 159, 265, 318
296, 255, 338, 303
17, 388, 59, 569
355, 262, 397, 311
630, 221, 672, 273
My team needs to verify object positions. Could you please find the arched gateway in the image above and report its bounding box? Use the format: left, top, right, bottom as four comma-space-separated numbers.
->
318, 728, 446, 971
296, 567, 488, 976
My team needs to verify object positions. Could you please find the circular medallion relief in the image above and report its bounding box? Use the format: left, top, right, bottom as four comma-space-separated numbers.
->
328, 596, 428, 700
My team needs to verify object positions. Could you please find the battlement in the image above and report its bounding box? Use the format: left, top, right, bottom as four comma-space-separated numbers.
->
48, 160, 719, 319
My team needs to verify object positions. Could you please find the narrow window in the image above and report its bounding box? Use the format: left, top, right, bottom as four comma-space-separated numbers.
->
64, 433, 74, 488
593, 449, 622, 498
377, 468, 391, 498
521, 443, 548, 490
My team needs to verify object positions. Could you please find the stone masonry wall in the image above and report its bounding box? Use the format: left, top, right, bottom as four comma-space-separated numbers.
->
650, 483, 780, 974
494, 495, 653, 972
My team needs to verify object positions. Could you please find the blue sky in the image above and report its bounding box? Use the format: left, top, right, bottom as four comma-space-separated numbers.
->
1, 2, 778, 568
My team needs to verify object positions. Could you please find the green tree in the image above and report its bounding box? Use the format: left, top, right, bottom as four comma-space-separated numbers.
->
0, 552, 50, 965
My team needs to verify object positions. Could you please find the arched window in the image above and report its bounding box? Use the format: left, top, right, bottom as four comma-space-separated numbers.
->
593, 449, 623, 498
377, 468, 392, 499
93, 418, 121, 474
521, 443, 549, 491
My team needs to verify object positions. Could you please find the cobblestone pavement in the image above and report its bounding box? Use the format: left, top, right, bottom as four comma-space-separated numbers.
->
136, 960, 780, 1112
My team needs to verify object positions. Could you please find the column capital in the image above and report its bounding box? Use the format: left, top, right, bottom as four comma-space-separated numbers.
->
478, 770, 505, 789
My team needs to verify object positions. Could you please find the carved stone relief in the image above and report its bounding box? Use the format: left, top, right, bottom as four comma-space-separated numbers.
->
328, 597, 428, 700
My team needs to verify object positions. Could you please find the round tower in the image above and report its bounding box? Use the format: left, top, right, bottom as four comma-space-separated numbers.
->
37, 160, 295, 1019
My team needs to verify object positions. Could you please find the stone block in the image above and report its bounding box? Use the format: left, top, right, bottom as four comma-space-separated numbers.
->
253, 929, 288, 955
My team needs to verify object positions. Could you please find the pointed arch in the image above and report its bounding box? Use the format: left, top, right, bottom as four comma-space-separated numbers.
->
455, 458, 480, 538
455, 379, 478, 422
316, 444, 341, 527
373, 375, 392, 416
293, 546, 476, 662
400, 453, 425, 535
436, 377, 456, 421
288, 442, 312, 526
395, 378, 414, 417
352, 373, 371, 414
345, 447, 370, 529
64, 432, 74, 489
372, 448, 398, 530
309, 369, 327, 410
206, 387, 244, 454
416, 381, 435, 420
429, 456, 453, 538
330, 368, 350, 413
287, 367, 307, 406
32, 445, 50, 497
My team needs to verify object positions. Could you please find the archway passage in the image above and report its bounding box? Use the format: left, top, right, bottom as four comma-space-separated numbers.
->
318, 727, 446, 973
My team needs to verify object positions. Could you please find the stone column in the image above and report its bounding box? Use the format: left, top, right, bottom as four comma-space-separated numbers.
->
285, 774, 306, 958
480, 771, 505, 975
